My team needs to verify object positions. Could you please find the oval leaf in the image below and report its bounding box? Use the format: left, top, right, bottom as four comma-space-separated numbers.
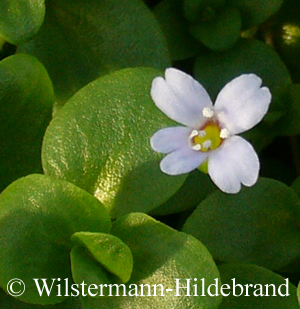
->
0, 54, 54, 192
0, 174, 111, 305
0, 0, 45, 44
228, 0, 283, 28
219, 263, 298, 308
150, 169, 217, 216
18, 0, 170, 104
80, 213, 222, 308
190, 7, 241, 51
183, 0, 226, 24
42, 67, 187, 217
153, 0, 199, 60
71, 232, 133, 283
0, 288, 82, 309
182, 178, 300, 271
71, 245, 118, 294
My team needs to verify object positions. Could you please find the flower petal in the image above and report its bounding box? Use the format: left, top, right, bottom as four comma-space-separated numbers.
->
160, 147, 208, 175
214, 74, 271, 134
151, 68, 213, 128
165, 68, 213, 111
150, 126, 191, 154
208, 136, 259, 193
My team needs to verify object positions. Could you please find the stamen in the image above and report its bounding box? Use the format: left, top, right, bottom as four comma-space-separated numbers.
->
189, 122, 222, 152
198, 130, 206, 137
220, 128, 229, 139
192, 144, 201, 151
202, 140, 212, 149
190, 130, 199, 138
202, 107, 214, 118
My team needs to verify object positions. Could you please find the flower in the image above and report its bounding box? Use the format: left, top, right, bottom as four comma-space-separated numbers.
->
150, 68, 271, 194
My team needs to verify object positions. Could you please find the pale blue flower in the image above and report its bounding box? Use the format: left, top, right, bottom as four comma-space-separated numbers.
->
150, 68, 271, 193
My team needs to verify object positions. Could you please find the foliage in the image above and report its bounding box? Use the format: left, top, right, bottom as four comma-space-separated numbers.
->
1, 0, 300, 308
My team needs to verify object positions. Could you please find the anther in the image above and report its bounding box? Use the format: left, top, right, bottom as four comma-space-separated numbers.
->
198, 130, 206, 137
192, 144, 201, 151
202, 140, 212, 149
220, 128, 229, 139
202, 107, 214, 118
190, 130, 199, 138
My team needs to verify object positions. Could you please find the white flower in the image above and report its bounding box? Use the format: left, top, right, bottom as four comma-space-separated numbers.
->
150, 68, 271, 194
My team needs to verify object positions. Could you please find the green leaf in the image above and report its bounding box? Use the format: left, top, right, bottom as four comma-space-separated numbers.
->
189, 7, 241, 51
0, 288, 82, 309
240, 122, 276, 152
291, 176, 300, 199
183, 0, 226, 24
228, 0, 283, 29
71, 232, 133, 283
150, 169, 217, 216
194, 38, 291, 100
218, 263, 298, 308
259, 157, 295, 186
0, 0, 45, 44
0, 174, 111, 305
0, 54, 54, 192
297, 281, 300, 306
271, 84, 300, 136
81, 213, 222, 308
71, 245, 116, 295
153, 0, 199, 60
182, 178, 300, 271
18, 0, 170, 104
42, 67, 187, 218
70, 239, 132, 301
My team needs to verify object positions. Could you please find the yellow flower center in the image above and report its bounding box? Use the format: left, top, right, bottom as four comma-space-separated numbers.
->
190, 122, 223, 152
